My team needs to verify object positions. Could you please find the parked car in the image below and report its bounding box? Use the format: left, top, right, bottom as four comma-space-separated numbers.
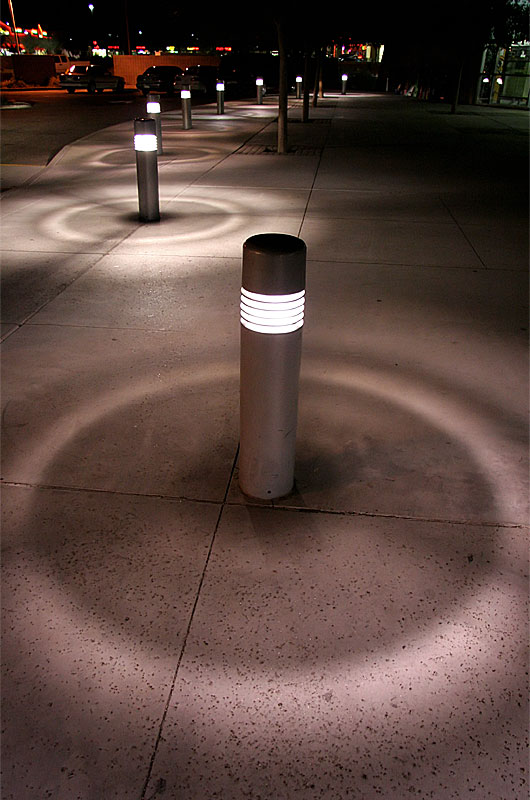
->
52, 55, 89, 75
59, 64, 125, 93
175, 64, 253, 97
176, 65, 218, 94
136, 65, 185, 96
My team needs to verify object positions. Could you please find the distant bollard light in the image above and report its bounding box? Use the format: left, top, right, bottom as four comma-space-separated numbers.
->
239, 233, 306, 500
181, 88, 192, 129
146, 93, 162, 154
216, 81, 225, 114
256, 77, 264, 104
341, 73, 348, 94
296, 75, 302, 99
134, 117, 160, 222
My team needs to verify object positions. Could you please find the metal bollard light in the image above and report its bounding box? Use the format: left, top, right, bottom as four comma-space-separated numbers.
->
216, 81, 225, 114
181, 88, 192, 129
146, 93, 162, 154
134, 117, 160, 222
341, 73, 348, 94
256, 77, 264, 104
239, 234, 306, 500
296, 75, 302, 99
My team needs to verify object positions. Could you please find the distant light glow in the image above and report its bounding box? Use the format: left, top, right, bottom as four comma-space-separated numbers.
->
342, 73, 348, 81
134, 133, 157, 152
146, 101, 160, 114
240, 288, 305, 334
256, 77, 264, 86
296, 76, 302, 83
216, 82, 225, 91
181, 89, 191, 99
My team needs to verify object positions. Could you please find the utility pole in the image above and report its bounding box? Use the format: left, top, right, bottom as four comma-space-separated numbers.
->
7, 0, 21, 54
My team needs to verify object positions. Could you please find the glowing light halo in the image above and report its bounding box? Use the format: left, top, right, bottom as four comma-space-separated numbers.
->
34, 194, 244, 246
146, 101, 161, 114
4, 357, 525, 749
8, 354, 521, 528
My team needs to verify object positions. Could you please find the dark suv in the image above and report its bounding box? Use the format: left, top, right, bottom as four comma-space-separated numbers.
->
136, 65, 185, 96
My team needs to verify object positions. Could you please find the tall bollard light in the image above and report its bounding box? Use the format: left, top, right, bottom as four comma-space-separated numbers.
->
296, 75, 302, 99
341, 73, 348, 94
239, 233, 306, 500
216, 81, 225, 114
134, 118, 160, 223
181, 88, 192, 129
146, 93, 162, 154
256, 77, 264, 104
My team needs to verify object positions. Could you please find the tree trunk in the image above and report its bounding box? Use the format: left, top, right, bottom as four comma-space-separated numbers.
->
451, 60, 464, 113
276, 17, 288, 154
312, 47, 322, 107
302, 50, 311, 122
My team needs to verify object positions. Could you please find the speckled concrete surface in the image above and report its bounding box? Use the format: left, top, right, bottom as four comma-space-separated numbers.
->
1, 94, 528, 799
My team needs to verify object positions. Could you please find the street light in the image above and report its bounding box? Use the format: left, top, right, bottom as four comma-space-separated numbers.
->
256, 77, 264, 104
239, 233, 306, 500
341, 73, 348, 94
216, 81, 225, 114
146, 93, 162, 154
181, 88, 192, 129
296, 75, 302, 99
134, 117, 160, 222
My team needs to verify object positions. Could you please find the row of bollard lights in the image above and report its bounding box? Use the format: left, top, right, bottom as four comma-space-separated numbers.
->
134, 73, 352, 223
134, 77, 259, 223
133, 81, 312, 501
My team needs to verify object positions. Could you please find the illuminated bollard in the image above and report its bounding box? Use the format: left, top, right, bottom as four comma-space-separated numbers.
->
146, 93, 162, 154
216, 81, 225, 114
181, 88, 192, 129
296, 75, 302, 99
256, 77, 264, 104
239, 233, 306, 499
134, 117, 160, 223
341, 73, 348, 94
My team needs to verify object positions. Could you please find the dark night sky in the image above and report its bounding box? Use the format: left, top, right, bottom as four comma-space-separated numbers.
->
8, 1, 465, 43
6, 1, 522, 56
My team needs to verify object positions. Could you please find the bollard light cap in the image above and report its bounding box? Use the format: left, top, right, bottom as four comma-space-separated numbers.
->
242, 234, 306, 295
134, 117, 156, 135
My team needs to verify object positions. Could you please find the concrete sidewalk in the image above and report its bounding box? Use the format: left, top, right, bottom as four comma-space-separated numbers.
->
1, 93, 528, 799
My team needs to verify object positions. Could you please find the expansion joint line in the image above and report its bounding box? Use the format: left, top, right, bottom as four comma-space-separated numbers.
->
439, 197, 488, 268
297, 113, 333, 239
139, 443, 240, 800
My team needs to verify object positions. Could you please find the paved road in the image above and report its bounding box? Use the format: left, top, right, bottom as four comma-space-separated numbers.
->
0, 89, 190, 168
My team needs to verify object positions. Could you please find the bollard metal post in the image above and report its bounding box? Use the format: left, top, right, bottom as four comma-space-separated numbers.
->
146, 93, 162, 154
181, 88, 192, 129
216, 81, 225, 114
256, 77, 264, 104
134, 117, 160, 223
295, 75, 302, 99
239, 233, 306, 500
341, 73, 348, 94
